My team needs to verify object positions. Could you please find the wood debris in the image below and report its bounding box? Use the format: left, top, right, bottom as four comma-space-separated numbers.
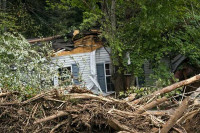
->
0, 75, 200, 133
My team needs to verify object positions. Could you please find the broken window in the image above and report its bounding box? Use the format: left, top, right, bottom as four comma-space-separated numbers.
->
58, 67, 72, 85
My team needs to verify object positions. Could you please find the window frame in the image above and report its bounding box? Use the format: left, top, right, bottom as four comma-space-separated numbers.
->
58, 65, 72, 86
104, 63, 114, 92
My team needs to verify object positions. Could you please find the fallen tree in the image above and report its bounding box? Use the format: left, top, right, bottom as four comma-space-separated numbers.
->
132, 74, 200, 104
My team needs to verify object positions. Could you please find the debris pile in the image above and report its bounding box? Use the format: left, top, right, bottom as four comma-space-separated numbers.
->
0, 74, 200, 133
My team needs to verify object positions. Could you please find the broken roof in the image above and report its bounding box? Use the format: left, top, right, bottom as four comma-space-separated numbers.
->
28, 29, 103, 56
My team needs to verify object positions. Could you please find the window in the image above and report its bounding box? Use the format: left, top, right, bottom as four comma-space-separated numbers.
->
105, 64, 114, 92
58, 67, 72, 85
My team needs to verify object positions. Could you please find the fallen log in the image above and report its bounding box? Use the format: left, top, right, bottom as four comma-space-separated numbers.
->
135, 97, 168, 114
160, 97, 189, 133
133, 74, 200, 104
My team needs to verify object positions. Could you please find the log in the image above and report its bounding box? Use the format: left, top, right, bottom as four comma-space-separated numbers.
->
21, 93, 46, 105
34, 111, 67, 124
65, 93, 118, 102
135, 97, 168, 114
107, 119, 136, 133
133, 74, 200, 104
28, 35, 61, 43
160, 97, 189, 133
22, 89, 56, 105
108, 108, 169, 117
123, 93, 136, 102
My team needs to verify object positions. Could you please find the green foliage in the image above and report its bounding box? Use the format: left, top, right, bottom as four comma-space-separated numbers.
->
0, 0, 83, 37
0, 33, 56, 96
150, 63, 178, 88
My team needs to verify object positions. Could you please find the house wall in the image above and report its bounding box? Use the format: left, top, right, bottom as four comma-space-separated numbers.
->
51, 52, 91, 88
96, 47, 111, 63
94, 47, 112, 93
51, 47, 111, 94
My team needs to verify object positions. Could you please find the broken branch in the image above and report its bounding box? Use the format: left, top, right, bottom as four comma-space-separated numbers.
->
135, 97, 168, 114
34, 111, 67, 124
160, 97, 189, 133
133, 74, 200, 104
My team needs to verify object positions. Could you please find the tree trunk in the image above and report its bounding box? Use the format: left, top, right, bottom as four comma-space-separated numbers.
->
111, 0, 116, 34
2, 0, 6, 32
113, 72, 125, 95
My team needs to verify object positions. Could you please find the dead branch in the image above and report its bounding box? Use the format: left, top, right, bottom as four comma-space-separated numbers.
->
133, 74, 200, 104
43, 96, 65, 103
34, 111, 68, 124
190, 87, 200, 100
108, 109, 136, 117
0, 101, 19, 106
28, 35, 61, 43
117, 131, 131, 133
178, 109, 200, 124
160, 97, 190, 133
0, 92, 19, 97
145, 109, 175, 116
65, 93, 117, 102
135, 97, 168, 114
22, 90, 56, 105
108, 108, 169, 117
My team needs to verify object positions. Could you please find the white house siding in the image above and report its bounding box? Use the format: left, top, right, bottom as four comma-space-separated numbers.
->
96, 47, 111, 64
92, 47, 112, 94
51, 47, 112, 94
51, 52, 91, 88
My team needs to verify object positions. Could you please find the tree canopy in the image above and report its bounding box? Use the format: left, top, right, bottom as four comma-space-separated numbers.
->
1, 0, 200, 91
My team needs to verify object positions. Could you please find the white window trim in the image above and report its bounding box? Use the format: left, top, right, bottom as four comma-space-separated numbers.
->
104, 62, 113, 93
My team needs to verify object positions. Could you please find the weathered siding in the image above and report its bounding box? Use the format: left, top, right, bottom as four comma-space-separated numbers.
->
96, 47, 111, 64
51, 47, 112, 94
51, 52, 91, 87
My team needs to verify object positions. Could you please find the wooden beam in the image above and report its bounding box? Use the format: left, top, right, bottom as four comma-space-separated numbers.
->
28, 35, 62, 43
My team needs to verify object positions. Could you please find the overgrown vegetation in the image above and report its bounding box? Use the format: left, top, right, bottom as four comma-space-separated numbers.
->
1, 0, 200, 94
0, 33, 55, 97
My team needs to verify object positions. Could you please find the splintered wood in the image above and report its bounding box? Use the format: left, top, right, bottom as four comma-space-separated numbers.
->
0, 74, 200, 133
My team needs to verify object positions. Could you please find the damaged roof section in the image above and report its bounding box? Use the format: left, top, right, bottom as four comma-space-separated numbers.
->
28, 29, 103, 56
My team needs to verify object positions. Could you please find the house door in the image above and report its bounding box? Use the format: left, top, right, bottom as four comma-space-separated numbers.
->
96, 63, 106, 92
72, 64, 80, 85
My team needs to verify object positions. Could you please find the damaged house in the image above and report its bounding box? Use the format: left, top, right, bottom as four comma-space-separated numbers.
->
29, 30, 115, 94
29, 29, 199, 95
